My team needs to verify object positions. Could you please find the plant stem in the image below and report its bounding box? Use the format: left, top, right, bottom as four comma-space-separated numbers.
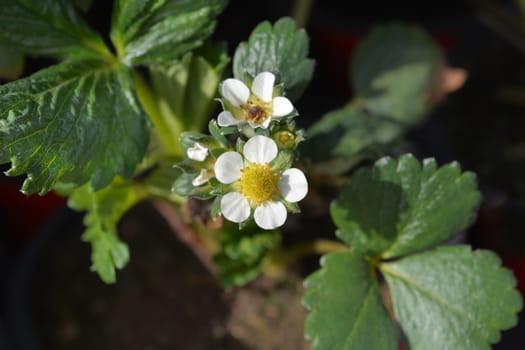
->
81, 36, 116, 64
265, 239, 350, 277
288, 239, 350, 259
292, 0, 314, 28
132, 70, 184, 157
152, 199, 218, 276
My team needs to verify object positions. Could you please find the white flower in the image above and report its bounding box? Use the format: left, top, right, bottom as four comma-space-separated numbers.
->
192, 169, 213, 186
214, 135, 308, 229
187, 142, 208, 161
218, 72, 294, 129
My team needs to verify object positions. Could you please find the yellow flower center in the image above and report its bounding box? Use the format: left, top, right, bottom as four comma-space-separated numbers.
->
241, 97, 272, 125
239, 163, 280, 206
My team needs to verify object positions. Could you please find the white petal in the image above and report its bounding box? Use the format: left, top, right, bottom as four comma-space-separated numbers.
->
192, 169, 212, 186
251, 72, 275, 102
279, 168, 308, 202
187, 142, 208, 161
217, 111, 240, 127
243, 135, 277, 164
221, 79, 250, 107
272, 96, 294, 117
214, 151, 243, 184
247, 117, 270, 129
254, 201, 287, 230
259, 117, 272, 129
221, 192, 251, 223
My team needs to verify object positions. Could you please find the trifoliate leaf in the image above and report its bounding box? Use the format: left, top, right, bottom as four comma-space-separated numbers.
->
382, 245, 523, 350
111, 0, 227, 65
301, 106, 403, 175
214, 222, 281, 287
351, 23, 443, 124
69, 179, 146, 283
0, 60, 149, 194
331, 155, 480, 257
0, 0, 110, 59
233, 17, 315, 101
303, 251, 397, 350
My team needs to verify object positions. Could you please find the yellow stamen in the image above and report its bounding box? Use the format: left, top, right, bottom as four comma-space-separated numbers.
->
241, 97, 272, 125
239, 163, 280, 206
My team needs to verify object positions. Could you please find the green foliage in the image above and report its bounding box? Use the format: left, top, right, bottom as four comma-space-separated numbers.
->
331, 155, 480, 257
214, 223, 281, 287
172, 172, 214, 200
0, 5, 521, 346
303, 251, 397, 350
148, 44, 229, 153
382, 246, 523, 350
233, 17, 314, 101
300, 106, 402, 174
142, 160, 185, 203
0, 60, 149, 194
111, 0, 227, 65
82, 219, 130, 285
0, 0, 228, 195
351, 23, 443, 124
304, 155, 521, 350
302, 23, 443, 174
69, 179, 146, 283
0, 0, 109, 59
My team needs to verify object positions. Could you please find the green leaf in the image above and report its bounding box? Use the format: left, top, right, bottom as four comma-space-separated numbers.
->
179, 131, 219, 153
301, 24, 443, 174
111, 0, 227, 65
69, 179, 146, 283
82, 222, 130, 284
382, 245, 523, 350
0, 60, 150, 194
148, 44, 229, 150
331, 155, 480, 257
233, 17, 315, 101
214, 222, 281, 287
208, 119, 230, 147
301, 106, 403, 175
303, 251, 397, 350
172, 172, 213, 200
351, 23, 443, 124
0, 0, 110, 59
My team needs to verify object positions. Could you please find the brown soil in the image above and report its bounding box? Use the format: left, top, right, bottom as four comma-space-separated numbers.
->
30, 202, 309, 350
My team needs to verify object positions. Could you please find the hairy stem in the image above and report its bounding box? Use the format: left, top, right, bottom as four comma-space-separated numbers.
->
132, 70, 184, 157
152, 199, 217, 276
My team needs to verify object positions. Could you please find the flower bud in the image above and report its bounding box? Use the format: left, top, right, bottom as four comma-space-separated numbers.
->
272, 130, 296, 150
